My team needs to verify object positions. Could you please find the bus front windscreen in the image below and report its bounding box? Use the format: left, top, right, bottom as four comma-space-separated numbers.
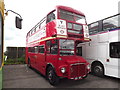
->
59, 39, 74, 56
59, 9, 86, 24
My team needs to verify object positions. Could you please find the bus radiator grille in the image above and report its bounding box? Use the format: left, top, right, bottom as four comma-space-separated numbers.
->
70, 64, 86, 78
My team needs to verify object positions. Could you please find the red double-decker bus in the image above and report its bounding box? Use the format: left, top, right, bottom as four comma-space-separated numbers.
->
26, 5, 90, 85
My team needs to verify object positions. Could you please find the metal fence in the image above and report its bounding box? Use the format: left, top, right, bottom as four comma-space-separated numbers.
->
6, 47, 25, 59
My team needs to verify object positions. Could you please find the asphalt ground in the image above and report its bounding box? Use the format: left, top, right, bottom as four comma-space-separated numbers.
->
3, 64, 120, 88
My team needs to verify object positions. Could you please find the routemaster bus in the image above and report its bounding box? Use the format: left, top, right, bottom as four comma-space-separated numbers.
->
78, 14, 120, 78
26, 5, 90, 85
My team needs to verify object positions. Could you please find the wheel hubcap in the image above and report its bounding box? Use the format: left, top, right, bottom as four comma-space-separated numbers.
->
94, 66, 102, 73
48, 70, 53, 81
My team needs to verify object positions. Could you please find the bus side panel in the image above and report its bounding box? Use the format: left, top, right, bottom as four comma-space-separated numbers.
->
28, 53, 36, 68
105, 31, 119, 78
36, 42, 46, 75
37, 53, 46, 75
83, 36, 106, 71
106, 58, 119, 78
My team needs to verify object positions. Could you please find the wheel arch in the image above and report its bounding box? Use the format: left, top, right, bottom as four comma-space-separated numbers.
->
91, 61, 104, 69
46, 63, 56, 75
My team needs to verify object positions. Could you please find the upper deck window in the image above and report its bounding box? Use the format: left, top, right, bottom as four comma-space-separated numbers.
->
75, 14, 86, 24
103, 15, 120, 31
59, 9, 86, 24
88, 22, 99, 35
46, 10, 56, 23
59, 9, 74, 21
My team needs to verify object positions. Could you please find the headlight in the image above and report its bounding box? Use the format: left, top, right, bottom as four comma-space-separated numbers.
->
87, 64, 90, 69
61, 67, 66, 73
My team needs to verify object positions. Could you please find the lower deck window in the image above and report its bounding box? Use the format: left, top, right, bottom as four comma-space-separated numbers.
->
46, 40, 58, 55
110, 42, 120, 58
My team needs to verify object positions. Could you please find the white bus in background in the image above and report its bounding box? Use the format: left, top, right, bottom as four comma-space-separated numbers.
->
77, 14, 120, 78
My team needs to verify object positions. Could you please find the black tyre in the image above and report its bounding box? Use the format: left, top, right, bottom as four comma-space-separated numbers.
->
47, 66, 59, 85
92, 63, 104, 77
27, 59, 31, 68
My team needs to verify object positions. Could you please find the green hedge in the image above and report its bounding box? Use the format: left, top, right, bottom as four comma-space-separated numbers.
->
4, 56, 25, 65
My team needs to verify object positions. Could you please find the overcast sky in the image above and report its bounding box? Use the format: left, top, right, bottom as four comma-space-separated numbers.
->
4, 0, 120, 51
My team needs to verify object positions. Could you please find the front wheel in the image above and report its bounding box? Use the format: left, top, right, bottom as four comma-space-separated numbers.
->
92, 63, 104, 77
47, 66, 59, 85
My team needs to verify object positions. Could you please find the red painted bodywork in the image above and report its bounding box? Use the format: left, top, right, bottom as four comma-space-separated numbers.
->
56, 5, 85, 18
26, 5, 90, 80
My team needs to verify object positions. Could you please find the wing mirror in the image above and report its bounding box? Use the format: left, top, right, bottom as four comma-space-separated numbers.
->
5, 10, 23, 29
15, 16, 22, 29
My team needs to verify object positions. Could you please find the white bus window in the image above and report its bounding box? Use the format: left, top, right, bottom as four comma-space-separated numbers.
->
110, 42, 120, 58
103, 15, 120, 31
88, 22, 99, 35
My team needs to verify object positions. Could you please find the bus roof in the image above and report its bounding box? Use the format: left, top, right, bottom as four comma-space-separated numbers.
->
56, 5, 85, 16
